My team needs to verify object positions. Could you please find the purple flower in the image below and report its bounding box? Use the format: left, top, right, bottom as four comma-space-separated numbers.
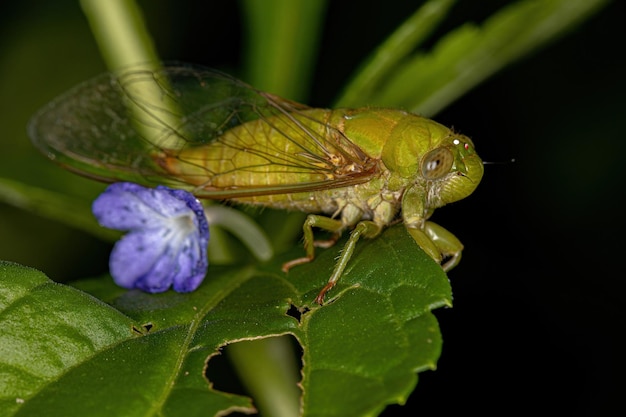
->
92, 182, 209, 293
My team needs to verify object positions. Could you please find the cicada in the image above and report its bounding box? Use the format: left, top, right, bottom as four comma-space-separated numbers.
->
28, 64, 483, 303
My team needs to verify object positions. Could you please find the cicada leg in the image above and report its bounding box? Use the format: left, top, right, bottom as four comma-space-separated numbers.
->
314, 220, 381, 304
406, 221, 464, 272
281, 214, 345, 272
402, 185, 464, 273
424, 221, 463, 272
313, 233, 341, 248
282, 214, 382, 304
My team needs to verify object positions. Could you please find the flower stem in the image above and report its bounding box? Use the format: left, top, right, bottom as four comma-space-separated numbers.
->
204, 205, 273, 263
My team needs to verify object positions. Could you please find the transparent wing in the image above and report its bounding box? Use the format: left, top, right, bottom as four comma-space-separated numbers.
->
28, 64, 378, 198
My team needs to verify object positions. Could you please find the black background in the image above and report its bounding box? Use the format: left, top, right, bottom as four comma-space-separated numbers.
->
1, 1, 624, 415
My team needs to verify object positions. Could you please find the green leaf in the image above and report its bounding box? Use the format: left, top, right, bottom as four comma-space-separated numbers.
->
297, 226, 450, 416
350, 0, 610, 115
335, 0, 456, 108
0, 261, 134, 415
1, 225, 450, 416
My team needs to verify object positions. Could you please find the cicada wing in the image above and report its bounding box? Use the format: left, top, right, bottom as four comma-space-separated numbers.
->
28, 64, 378, 198
29, 65, 266, 186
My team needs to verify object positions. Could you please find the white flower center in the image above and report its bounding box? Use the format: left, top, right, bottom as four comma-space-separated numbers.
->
168, 212, 196, 246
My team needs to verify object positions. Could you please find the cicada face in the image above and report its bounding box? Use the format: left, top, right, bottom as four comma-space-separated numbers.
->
418, 133, 483, 209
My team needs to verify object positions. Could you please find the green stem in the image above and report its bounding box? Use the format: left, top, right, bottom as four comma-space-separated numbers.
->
80, 0, 185, 150
0, 178, 118, 241
228, 337, 301, 417
204, 205, 273, 263
79, 0, 159, 68
240, 0, 328, 101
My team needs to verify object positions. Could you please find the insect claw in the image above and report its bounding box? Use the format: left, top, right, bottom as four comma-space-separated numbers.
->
313, 233, 341, 248
314, 282, 336, 305
282, 256, 313, 272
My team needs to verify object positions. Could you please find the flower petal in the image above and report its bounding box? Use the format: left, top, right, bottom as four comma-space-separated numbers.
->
170, 232, 208, 292
93, 182, 194, 231
109, 228, 173, 292
94, 182, 210, 293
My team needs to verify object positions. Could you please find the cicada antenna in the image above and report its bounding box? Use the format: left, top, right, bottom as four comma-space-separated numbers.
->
482, 158, 516, 165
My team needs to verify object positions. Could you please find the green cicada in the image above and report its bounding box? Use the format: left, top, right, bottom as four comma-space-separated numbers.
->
28, 64, 483, 303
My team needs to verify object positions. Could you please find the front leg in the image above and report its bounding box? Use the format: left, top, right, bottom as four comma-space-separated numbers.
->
402, 185, 464, 271
424, 221, 463, 271
406, 221, 463, 272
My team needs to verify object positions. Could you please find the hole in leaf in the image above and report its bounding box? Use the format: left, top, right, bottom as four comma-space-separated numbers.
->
286, 303, 309, 322
204, 347, 246, 397
205, 335, 303, 414
131, 322, 154, 336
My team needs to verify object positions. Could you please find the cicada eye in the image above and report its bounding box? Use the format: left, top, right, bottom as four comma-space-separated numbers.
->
421, 147, 454, 180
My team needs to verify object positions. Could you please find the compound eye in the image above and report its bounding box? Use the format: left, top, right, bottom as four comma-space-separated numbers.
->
421, 147, 454, 179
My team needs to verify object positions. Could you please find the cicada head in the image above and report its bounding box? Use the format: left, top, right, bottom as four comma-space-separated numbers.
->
419, 132, 484, 207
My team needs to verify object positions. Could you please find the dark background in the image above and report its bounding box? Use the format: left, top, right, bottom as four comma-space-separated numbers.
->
1, 1, 624, 415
